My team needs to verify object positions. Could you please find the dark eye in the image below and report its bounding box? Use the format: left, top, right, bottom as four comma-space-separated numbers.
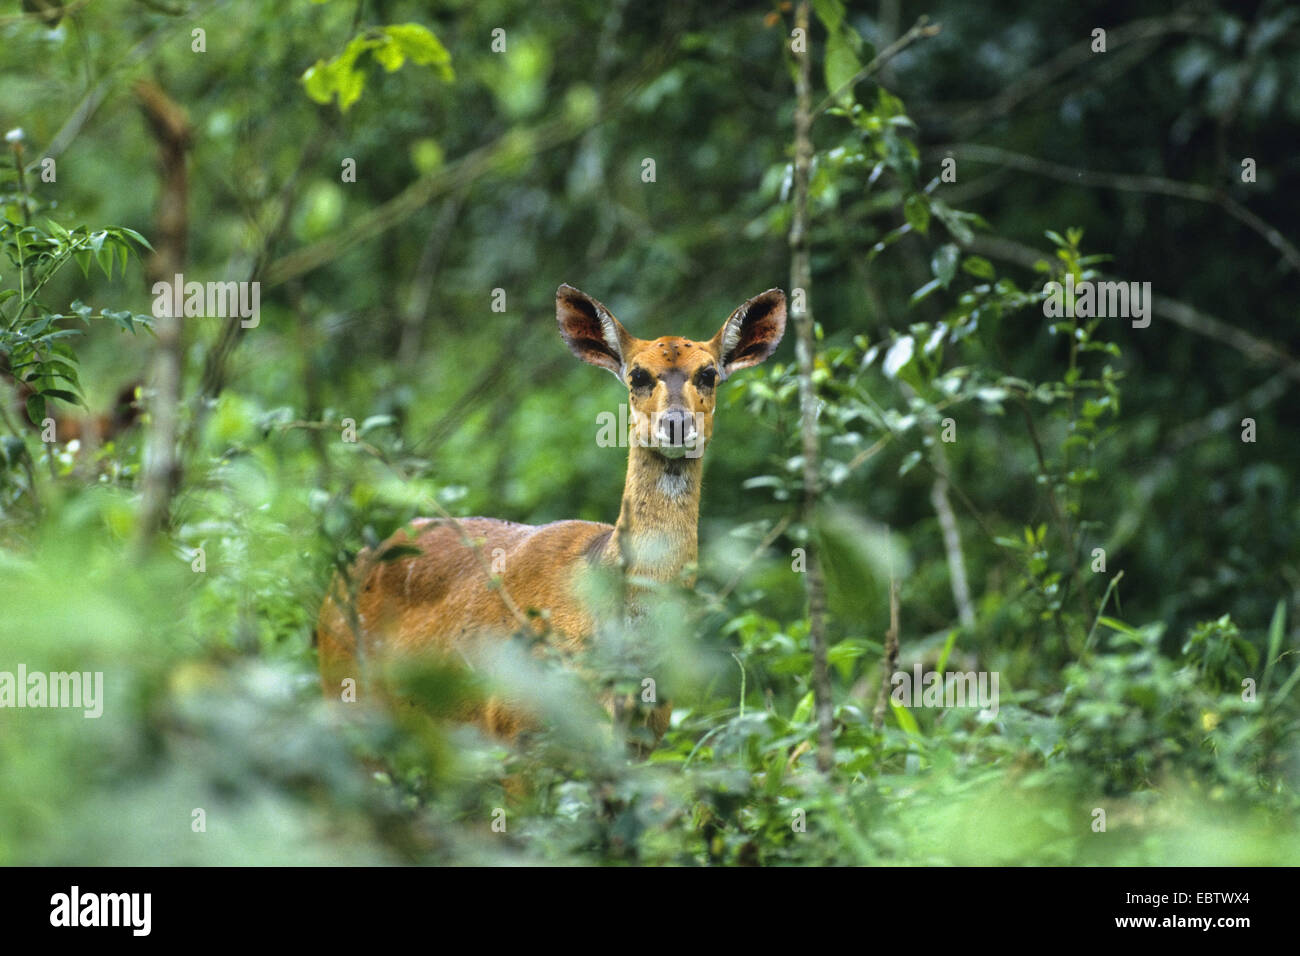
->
629, 368, 653, 389
696, 367, 717, 388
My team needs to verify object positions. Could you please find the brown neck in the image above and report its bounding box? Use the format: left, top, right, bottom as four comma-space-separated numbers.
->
609, 444, 702, 583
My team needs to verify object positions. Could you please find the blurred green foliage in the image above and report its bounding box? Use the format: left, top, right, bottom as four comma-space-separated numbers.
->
0, 0, 1297, 864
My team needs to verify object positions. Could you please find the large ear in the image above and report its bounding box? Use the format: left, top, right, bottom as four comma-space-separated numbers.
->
710, 289, 787, 379
556, 284, 635, 380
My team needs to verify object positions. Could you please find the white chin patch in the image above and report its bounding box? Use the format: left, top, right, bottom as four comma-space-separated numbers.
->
656, 443, 690, 459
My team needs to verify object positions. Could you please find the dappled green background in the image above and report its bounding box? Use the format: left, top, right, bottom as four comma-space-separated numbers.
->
0, 0, 1297, 864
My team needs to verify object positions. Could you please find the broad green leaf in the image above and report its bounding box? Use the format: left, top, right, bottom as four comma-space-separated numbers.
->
931, 243, 959, 287
812, 0, 845, 32
1261, 599, 1286, 691
962, 255, 995, 279
791, 690, 814, 724
904, 193, 930, 235
25, 392, 45, 426
384, 24, 453, 79
935, 629, 960, 674
824, 29, 860, 105
891, 700, 922, 736
882, 335, 915, 379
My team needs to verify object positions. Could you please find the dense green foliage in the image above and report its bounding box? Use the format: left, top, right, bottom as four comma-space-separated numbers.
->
1, 0, 1297, 865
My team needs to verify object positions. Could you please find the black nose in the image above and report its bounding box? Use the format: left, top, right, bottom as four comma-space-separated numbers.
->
656, 408, 696, 445
662, 410, 686, 443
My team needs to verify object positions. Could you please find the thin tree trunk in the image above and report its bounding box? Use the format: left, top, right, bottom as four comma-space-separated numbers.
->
790, 0, 835, 773
873, 570, 901, 729
398, 193, 464, 367
134, 80, 191, 549
930, 445, 976, 630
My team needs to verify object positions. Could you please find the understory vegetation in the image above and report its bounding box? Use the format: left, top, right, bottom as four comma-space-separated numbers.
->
1, 0, 1297, 865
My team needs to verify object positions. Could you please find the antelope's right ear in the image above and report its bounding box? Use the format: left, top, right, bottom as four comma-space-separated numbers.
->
556, 284, 633, 379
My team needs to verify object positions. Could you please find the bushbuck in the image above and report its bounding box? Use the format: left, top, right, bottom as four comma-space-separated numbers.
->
316, 283, 786, 746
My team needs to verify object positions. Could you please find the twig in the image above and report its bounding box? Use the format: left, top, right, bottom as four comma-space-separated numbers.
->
1083, 570, 1125, 657
949, 11, 1205, 137
845, 433, 891, 472
39, 1, 226, 160
872, 555, 900, 730
1053, 569, 1125, 718
929, 444, 976, 630
941, 144, 1300, 278
965, 235, 1300, 382
262, 29, 682, 288
134, 79, 192, 549
398, 192, 466, 366
713, 512, 794, 606
813, 16, 942, 117
1017, 397, 1091, 630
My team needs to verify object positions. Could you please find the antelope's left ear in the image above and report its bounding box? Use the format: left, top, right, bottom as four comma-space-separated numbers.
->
556, 283, 635, 380
709, 289, 787, 379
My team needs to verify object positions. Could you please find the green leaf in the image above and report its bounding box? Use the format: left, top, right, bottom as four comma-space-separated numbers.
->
302, 61, 336, 104
935, 629, 960, 674
25, 392, 45, 426
931, 243, 959, 287
116, 226, 154, 251
39, 388, 82, 406
882, 335, 915, 379
791, 690, 814, 724
903, 193, 930, 235
303, 24, 453, 112
828, 640, 866, 679
824, 28, 860, 105
336, 61, 368, 112
384, 24, 453, 79
360, 414, 396, 435
812, 0, 845, 33
962, 255, 995, 279
815, 506, 912, 623
931, 199, 975, 244
891, 700, 922, 736
43, 360, 80, 385
1261, 599, 1286, 692
868, 222, 913, 262
909, 278, 942, 307
898, 449, 922, 476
